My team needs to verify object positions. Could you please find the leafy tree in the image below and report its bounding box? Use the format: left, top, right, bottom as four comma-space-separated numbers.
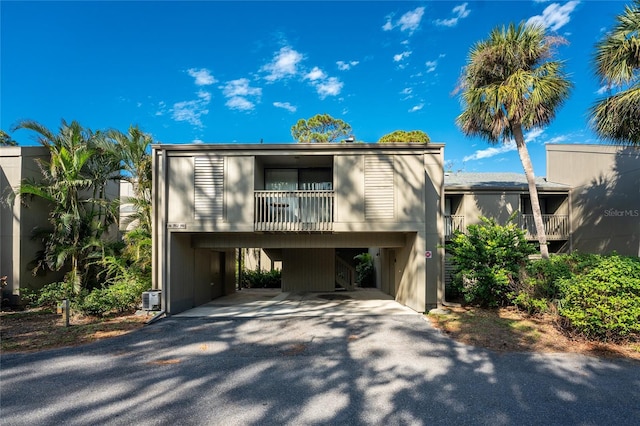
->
291, 113, 353, 143
9, 119, 120, 293
378, 130, 430, 143
590, 0, 640, 146
0, 130, 18, 146
456, 23, 572, 259
105, 126, 153, 273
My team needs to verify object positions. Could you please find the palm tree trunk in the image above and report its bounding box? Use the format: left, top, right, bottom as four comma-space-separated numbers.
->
512, 124, 549, 259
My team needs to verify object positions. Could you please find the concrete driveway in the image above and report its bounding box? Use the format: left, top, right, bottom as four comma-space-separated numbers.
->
1, 313, 639, 425
175, 288, 419, 318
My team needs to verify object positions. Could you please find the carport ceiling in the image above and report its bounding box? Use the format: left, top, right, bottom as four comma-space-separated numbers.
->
191, 232, 410, 248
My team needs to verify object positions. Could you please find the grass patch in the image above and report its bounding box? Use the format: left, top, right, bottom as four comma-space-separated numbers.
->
428, 306, 640, 361
0, 308, 147, 353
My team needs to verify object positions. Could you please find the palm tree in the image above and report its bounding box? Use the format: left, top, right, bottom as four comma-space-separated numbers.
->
456, 23, 572, 259
591, 0, 640, 146
105, 126, 153, 272
10, 120, 119, 292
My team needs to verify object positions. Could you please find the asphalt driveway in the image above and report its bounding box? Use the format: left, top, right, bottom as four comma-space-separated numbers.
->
1, 315, 639, 425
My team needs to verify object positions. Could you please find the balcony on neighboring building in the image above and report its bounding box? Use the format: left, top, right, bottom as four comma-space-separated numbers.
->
254, 189, 334, 232
520, 214, 569, 240
444, 215, 465, 240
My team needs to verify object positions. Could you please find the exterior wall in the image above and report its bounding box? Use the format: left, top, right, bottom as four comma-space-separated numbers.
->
281, 248, 335, 292
547, 144, 640, 256
461, 192, 520, 225
0, 147, 65, 301
153, 143, 445, 314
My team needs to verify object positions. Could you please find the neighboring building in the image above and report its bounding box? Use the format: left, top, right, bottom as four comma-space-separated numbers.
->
547, 144, 639, 256
0, 147, 65, 304
444, 172, 571, 253
152, 143, 445, 315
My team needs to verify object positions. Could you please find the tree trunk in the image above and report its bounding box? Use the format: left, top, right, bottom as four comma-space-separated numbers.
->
512, 124, 549, 259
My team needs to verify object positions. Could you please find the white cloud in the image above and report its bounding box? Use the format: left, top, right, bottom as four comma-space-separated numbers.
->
225, 97, 255, 111
382, 7, 425, 35
273, 101, 297, 113
304, 66, 327, 81
463, 141, 517, 162
400, 87, 413, 96
409, 103, 424, 112
435, 2, 471, 27
425, 60, 438, 73
315, 77, 343, 99
261, 46, 304, 82
545, 135, 568, 144
172, 91, 211, 127
398, 7, 425, 33
221, 78, 261, 111
527, 1, 579, 31
336, 60, 359, 71
187, 68, 216, 86
595, 85, 609, 95
462, 128, 551, 161
221, 78, 261, 98
394, 51, 412, 62
193, 139, 204, 144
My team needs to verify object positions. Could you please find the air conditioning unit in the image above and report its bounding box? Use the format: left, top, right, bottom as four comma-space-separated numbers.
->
142, 290, 161, 311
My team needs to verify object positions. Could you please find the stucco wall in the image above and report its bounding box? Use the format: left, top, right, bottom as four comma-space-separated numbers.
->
547, 144, 640, 256
281, 248, 335, 292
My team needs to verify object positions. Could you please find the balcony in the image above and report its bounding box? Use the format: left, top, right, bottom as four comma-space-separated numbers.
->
444, 215, 465, 240
254, 190, 334, 232
520, 214, 569, 240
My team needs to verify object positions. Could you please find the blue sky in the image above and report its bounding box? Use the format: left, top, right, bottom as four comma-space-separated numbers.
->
0, 1, 628, 175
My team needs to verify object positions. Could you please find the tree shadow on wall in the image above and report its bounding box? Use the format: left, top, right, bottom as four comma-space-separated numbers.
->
572, 147, 640, 256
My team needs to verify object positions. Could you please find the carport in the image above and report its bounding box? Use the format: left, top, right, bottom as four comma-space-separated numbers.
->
162, 231, 423, 315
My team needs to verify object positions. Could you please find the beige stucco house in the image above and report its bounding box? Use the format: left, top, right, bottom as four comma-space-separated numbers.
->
1, 146, 65, 304
151, 143, 445, 315
444, 172, 571, 252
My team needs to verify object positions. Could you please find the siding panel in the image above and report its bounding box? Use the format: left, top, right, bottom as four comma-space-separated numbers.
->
365, 156, 394, 220
194, 156, 224, 219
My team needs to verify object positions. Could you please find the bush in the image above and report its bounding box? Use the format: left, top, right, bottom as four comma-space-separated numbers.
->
446, 216, 536, 307
354, 253, 375, 287
80, 277, 150, 316
241, 269, 281, 288
558, 254, 640, 341
24, 281, 76, 309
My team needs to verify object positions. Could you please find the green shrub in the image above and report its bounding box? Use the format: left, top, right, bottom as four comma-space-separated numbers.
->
241, 269, 281, 288
354, 253, 375, 287
80, 277, 150, 316
446, 216, 536, 307
32, 281, 76, 309
558, 254, 640, 341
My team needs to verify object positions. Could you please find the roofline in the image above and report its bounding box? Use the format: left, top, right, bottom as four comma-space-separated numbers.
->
152, 142, 444, 153
445, 184, 570, 192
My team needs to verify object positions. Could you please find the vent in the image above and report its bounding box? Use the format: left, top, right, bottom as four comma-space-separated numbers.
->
365, 156, 394, 220
142, 291, 161, 311
194, 156, 224, 219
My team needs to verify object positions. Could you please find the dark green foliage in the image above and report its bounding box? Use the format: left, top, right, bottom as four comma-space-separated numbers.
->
241, 269, 282, 288
80, 278, 150, 317
558, 254, 640, 341
447, 216, 536, 307
354, 253, 375, 287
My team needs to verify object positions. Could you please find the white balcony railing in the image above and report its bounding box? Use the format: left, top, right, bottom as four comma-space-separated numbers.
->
444, 215, 465, 240
520, 214, 569, 240
254, 190, 334, 232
